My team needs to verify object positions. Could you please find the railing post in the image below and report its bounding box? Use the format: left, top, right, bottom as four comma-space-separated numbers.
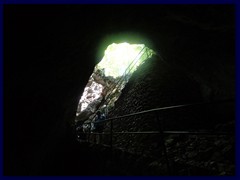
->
110, 118, 113, 151
156, 112, 170, 175
87, 123, 91, 143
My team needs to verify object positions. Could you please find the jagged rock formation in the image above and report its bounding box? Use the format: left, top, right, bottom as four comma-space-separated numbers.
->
75, 66, 122, 123
75, 44, 154, 127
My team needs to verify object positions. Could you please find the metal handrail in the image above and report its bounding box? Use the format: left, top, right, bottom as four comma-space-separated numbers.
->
109, 131, 233, 135
92, 98, 234, 124
90, 46, 147, 121
78, 130, 233, 135
77, 98, 234, 175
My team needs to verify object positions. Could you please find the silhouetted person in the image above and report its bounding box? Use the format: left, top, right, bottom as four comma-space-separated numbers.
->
94, 110, 106, 133
94, 110, 106, 144
76, 121, 87, 142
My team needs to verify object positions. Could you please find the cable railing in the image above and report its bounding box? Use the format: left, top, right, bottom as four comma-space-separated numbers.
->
76, 98, 234, 175
89, 46, 150, 121
89, 98, 234, 126
104, 46, 146, 106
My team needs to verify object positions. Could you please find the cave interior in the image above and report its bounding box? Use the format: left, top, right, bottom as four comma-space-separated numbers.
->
4, 4, 235, 175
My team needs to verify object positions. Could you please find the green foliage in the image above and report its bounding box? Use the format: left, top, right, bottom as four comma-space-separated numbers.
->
97, 43, 154, 78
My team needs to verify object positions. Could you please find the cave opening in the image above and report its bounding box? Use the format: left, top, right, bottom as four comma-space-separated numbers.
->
75, 42, 155, 126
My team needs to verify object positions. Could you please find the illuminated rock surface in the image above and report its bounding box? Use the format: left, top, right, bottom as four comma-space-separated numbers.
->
75, 43, 154, 124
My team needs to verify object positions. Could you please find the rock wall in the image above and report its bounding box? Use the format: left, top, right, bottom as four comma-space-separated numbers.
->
102, 54, 235, 175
